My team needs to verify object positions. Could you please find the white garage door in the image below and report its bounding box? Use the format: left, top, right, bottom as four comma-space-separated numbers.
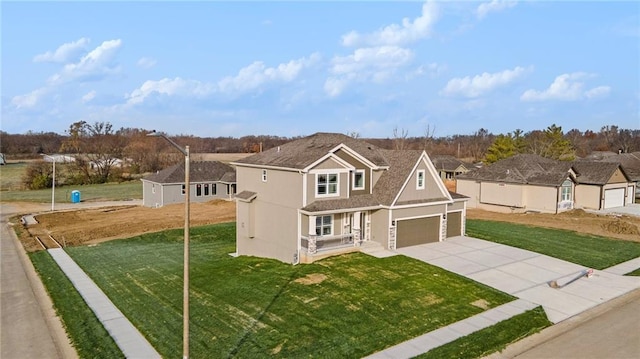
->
604, 188, 625, 209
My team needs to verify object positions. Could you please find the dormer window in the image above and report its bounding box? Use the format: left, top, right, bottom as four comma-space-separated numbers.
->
317, 173, 338, 197
353, 170, 365, 190
417, 170, 425, 190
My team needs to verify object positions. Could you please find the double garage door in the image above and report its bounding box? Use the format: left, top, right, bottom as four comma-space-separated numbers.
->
604, 188, 625, 209
396, 212, 462, 248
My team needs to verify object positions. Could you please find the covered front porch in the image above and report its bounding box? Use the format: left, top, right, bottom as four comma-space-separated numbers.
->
300, 210, 372, 257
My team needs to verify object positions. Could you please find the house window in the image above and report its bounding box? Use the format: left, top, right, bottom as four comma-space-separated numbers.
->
152, 184, 156, 194
261, 169, 267, 182
317, 173, 338, 196
181, 184, 186, 195
212, 183, 217, 195
417, 170, 425, 190
561, 179, 572, 201
231, 184, 237, 194
353, 170, 365, 190
315, 215, 333, 236
196, 184, 202, 197
204, 184, 209, 196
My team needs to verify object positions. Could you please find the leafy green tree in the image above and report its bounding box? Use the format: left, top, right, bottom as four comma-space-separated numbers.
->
484, 134, 517, 164
541, 124, 575, 160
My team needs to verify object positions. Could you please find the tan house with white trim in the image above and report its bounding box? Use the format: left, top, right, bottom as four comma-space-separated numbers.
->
233, 133, 468, 264
457, 154, 634, 214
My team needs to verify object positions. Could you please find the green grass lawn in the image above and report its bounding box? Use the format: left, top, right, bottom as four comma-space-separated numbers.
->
416, 307, 551, 359
38, 223, 516, 358
626, 268, 640, 276
0, 181, 141, 202
467, 219, 640, 269
0, 161, 29, 191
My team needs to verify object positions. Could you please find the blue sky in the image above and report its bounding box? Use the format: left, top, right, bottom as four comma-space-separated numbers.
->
2, 1, 639, 138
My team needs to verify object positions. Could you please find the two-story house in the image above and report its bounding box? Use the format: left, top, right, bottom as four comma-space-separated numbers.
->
232, 133, 468, 264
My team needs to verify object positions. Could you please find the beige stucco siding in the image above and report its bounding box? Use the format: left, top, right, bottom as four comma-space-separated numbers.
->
236, 166, 304, 263
456, 180, 479, 207
392, 204, 447, 220
608, 168, 628, 184
523, 185, 559, 213
397, 160, 446, 203
480, 182, 524, 207
369, 209, 390, 248
575, 184, 601, 210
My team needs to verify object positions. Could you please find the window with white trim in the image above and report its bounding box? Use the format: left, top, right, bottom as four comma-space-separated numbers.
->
417, 170, 425, 190
315, 215, 333, 236
181, 184, 186, 195
212, 183, 217, 195
317, 173, 338, 196
561, 179, 572, 201
261, 169, 267, 182
204, 184, 210, 196
196, 184, 202, 197
353, 170, 365, 190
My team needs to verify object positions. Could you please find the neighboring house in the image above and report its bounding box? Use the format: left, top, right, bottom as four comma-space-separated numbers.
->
233, 133, 468, 264
457, 154, 634, 214
430, 155, 470, 181
141, 161, 236, 208
89, 158, 127, 170
42, 154, 76, 163
580, 151, 640, 202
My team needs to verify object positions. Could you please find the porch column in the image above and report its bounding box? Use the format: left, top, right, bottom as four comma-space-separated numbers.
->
308, 215, 317, 254
353, 211, 361, 243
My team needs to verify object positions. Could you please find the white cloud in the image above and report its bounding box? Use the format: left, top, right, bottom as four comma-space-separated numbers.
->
342, 1, 439, 47
414, 62, 447, 77
82, 90, 97, 103
585, 86, 611, 99
217, 53, 320, 94
520, 73, 610, 101
33, 38, 90, 63
477, 0, 517, 20
325, 46, 414, 97
442, 66, 528, 98
11, 87, 49, 108
137, 57, 157, 69
59, 39, 122, 82
126, 77, 214, 105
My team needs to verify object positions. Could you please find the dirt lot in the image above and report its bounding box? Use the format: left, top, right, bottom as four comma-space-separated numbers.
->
19, 200, 235, 252
16, 201, 640, 252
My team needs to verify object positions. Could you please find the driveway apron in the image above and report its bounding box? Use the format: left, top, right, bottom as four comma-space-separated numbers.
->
397, 236, 640, 323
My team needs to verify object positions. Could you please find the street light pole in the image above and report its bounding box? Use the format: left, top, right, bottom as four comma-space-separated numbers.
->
147, 131, 190, 359
42, 154, 56, 211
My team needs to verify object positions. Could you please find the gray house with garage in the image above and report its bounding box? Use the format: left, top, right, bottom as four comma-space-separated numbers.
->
141, 161, 236, 208
232, 132, 468, 264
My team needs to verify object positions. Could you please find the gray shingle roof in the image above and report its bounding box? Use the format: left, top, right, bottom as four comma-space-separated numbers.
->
234, 132, 389, 170
235, 190, 257, 202
143, 161, 236, 184
430, 155, 468, 172
457, 154, 572, 186
301, 194, 381, 212
571, 161, 628, 185
373, 150, 424, 206
578, 152, 640, 181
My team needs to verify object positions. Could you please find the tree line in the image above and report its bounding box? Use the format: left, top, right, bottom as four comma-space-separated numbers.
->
1, 121, 638, 189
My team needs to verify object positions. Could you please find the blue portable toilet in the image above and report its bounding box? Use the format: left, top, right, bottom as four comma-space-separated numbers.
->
71, 190, 81, 203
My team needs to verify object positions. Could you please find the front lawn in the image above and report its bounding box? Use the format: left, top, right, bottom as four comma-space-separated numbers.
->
41, 223, 514, 358
467, 219, 640, 269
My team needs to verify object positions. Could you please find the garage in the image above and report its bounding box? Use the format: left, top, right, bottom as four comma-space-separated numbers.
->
604, 188, 625, 209
446, 211, 462, 238
396, 216, 440, 248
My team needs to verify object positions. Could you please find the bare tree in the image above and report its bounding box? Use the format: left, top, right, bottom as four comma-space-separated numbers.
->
423, 124, 436, 151
393, 126, 409, 150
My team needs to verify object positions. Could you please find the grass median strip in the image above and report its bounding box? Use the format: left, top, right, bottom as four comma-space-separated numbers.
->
48, 222, 516, 358
415, 306, 551, 359
30, 251, 124, 358
467, 219, 640, 270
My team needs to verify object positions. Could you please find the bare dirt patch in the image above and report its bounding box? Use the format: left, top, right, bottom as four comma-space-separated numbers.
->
468, 208, 640, 242
19, 200, 236, 252
294, 273, 328, 285
471, 299, 490, 310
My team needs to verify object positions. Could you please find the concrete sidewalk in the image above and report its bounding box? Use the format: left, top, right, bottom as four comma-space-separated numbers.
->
48, 248, 161, 359
365, 299, 538, 359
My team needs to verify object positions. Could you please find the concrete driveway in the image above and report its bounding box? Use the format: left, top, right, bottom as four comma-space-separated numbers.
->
397, 236, 640, 323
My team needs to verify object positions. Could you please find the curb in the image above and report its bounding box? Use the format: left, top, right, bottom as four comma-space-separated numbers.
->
483, 287, 640, 358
